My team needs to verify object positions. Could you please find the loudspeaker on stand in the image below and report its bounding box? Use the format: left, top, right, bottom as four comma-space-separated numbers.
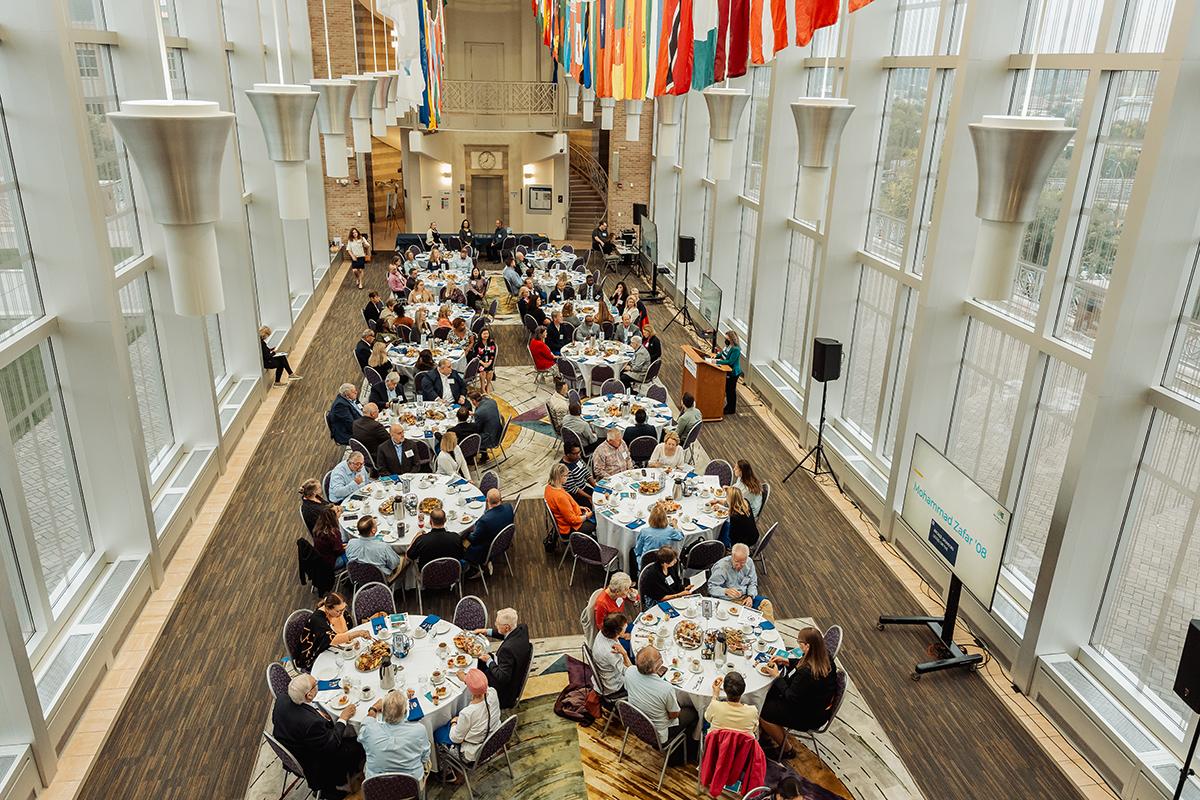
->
812, 337, 843, 383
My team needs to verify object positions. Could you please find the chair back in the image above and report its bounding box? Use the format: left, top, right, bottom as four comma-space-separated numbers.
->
581, 587, 604, 635
705, 458, 734, 487
589, 364, 615, 393
569, 531, 604, 564
519, 234, 534, 247
616, 701, 665, 751
742, 788, 772, 800
362, 772, 422, 800
263, 732, 307, 781
407, 438, 435, 468
497, 415, 512, 449
699, 729, 764, 797
643, 358, 662, 386
283, 608, 311, 664
502, 235, 517, 251
523, 314, 539, 339
561, 322, 576, 342
479, 471, 499, 495
637, 563, 659, 606
393, 324, 412, 343
682, 418, 703, 452
352, 581, 396, 624
476, 714, 519, 766
266, 661, 291, 699
463, 356, 481, 384
646, 384, 668, 404
557, 357, 580, 383
760, 481, 771, 516
751, 521, 778, 562
366, 316, 378, 331
453, 594, 489, 631
516, 244, 528, 256
628, 435, 658, 467
600, 378, 625, 397
348, 559, 386, 588
815, 669, 850, 735
568, 389, 582, 408
419, 557, 462, 591
486, 522, 516, 566
470, 315, 487, 336
600, 321, 614, 340
488, 298, 499, 317
407, 244, 422, 257
823, 624, 843, 661
561, 243, 575, 254
432, 327, 451, 341
459, 432, 482, 463
561, 426, 582, 455
537, 242, 552, 252
321, 469, 333, 499
349, 438, 376, 475
363, 366, 385, 386
685, 540, 726, 573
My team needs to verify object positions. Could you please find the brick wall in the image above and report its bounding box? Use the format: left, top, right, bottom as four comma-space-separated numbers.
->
605, 102, 654, 233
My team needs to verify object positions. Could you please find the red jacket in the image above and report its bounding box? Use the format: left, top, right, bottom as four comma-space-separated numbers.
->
700, 728, 766, 798
530, 338, 556, 370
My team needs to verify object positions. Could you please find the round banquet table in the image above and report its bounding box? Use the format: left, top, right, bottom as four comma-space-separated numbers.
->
580, 393, 674, 438
628, 594, 783, 735
406, 265, 472, 293
405, 302, 476, 332
386, 340, 469, 378
592, 467, 725, 573
559, 340, 633, 388
339, 473, 487, 544
526, 250, 579, 270
544, 299, 603, 321
377, 400, 463, 443
310, 613, 491, 769
528, 266, 586, 295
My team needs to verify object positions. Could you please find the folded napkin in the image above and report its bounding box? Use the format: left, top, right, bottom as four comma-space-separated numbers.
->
686, 471, 698, 479
450, 477, 468, 487
657, 601, 680, 619
469, 494, 486, 502
606, 421, 619, 429
420, 615, 441, 631
604, 394, 615, 400
757, 620, 775, 631
593, 484, 612, 495
627, 519, 646, 531
370, 616, 387, 634
424, 430, 434, 438
583, 414, 598, 421
316, 678, 342, 691
407, 696, 424, 721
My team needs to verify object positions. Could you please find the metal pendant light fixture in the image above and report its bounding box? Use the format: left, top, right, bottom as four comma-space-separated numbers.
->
791, 97, 855, 222
310, 78, 355, 178
599, 97, 615, 130
655, 94, 683, 159
109, 100, 234, 316
566, 77, 580, 116
370, 72, 395, 135
968, 115, 1073, 299
703, 86, 749, 181
247, 84, 319, 219
581, 87, 596, 122
344, 74, 379, 153
625, 99, 643, 141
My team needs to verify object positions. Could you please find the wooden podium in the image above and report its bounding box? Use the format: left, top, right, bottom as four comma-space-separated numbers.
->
680, 345, 729, 421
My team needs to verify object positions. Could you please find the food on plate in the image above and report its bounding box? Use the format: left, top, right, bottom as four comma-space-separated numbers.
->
400, 413, 419, 426
419, 497, 444, 514
336, 693, 349, 706
727, 605, 740, 616
453, 634, 486, 657
713, 486, 728, 497
355, 639, 391, 671
454, 654, 469, 667
605, 405, 623, 417
668, 671, 684, 685
345, 500, 362, 512
759, 664, 775, 676
714, 507, 729, 519
425, 408, 446, 420
379, 500, 394, 515
675, 620, 702, 650
407, 688, 416, 698
583, 347, 598, 356
638, 481, 662, 495
660, 500, 681, 513
723, 627, 746, 656
436, 685, 449, 698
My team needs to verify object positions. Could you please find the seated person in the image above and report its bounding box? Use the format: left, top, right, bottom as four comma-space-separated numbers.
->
273, 674, 364, 799
592, 571, 639, 632
368, 371, 407, 408
360, 690, 431, 783
469, 387, 503, 452
622, 407, 658, 446
704, 671, 759, 736
433, 668, 501, 763
435, 431, 472, 481
633, 502, 683, 567
545, 462, 595, 538
328, 451, 369, 503
562, 400, 600, 454
363, 291, 385, 326
560, 443, 595, 509
675, 392, 702, 446
624, 646, 696, 764
591, 612, 631, 695
473, 608, 532, 709
544, 311, 570, 355
611, 313, 638, 344
561, 301, 582, 329
707, 544, 774, 620
375, 424, 419, 478
347, 517, 404, 585
573, 313, 602, 341
758, 627, 838, 757
641, 546, 697, 605
403, 509, 463, 570
448, 405, 481, 442
734, 459, 765, 518
351, 402, 391, 456
720, 486, 760, 549
529, 326, 557, 372
546, 376, 571, 432
592, 428, 633, 480
463, 489, 514, 571
649, 431, 686, 469
295, 592, 373, 671
620, 335, 651, 390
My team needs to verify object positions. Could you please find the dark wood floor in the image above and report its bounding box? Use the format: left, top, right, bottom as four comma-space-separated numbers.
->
76, 260, 1082, 800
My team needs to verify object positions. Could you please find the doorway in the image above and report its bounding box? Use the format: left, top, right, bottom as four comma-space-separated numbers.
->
470, 175, 503, 235
465, 43, 502, 82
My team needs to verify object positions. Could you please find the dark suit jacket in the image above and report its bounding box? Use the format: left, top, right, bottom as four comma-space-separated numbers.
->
483, 624, 533, 709
474, 397, 503, 449
449, 420, 481, 442
623, 423, 659, 445
363, 301, 383, 326
327, 395, 361, 445
271, 697, 362, 791
544, 323, 569, 354
419, 370, 467, 402
374, 438, 418, 477
350, 416, 390, 455
354, 339, 372, 369
465, 503, 514, 564
368, 380, 407, 408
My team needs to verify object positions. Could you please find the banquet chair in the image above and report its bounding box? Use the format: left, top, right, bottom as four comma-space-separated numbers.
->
636, 562, 658, 609
628, 435, 658, 468
502, 235, 517, 252
522, 314, 539, 342
348, 560, 387, 593
486, 416, 512, 463
557, 358, 585, 394
588, 364, 615, 396
786, 669, 848, 761
266, 661, 291, 700
453, 594, 489, 631
362, 773, 422, 800
682, 419, 704, 462
823, 624, 844, 661
600, 321, 614, 341
352, 581, 396, 624
439, 714, 518, 800
537, 242, 552, 252
563, 285, 576, 301
363, 366, 385, 387
487, 298, 499, 318
759, 482, 771, 518
704, 458, 734, 487
349, 438, 377, 476
283, 609, 311, 666
469, 315, 487, 337
407, 439, 435, 471
407, 244, 422, 257
562, 532, 620, 589
262, 732, 313, 800
479, 471, 499, 495
742, 788, 771, 800
582, 644, 627, 737
510, 653, 535, 711
560, 426, 583, 456
561, 322, 576, 343
321, 470, 334, 500
682, 540, 726, 577
645, 384, 668, 404
616, 700, 687, 790
750, 522, 779, 576
568, 388, 581, 407
515, 244, 528, 256
697, 728, 764, 798
476, 523, 516, 594
580, 588, 604, 637
561, 243, 575, 254
393, 324, 412, 343
519, 235, 534, 248
600, 378, 626, 397
636, 359, 662, 394
432, 327, 451, 342
417, 557, 462, 614
458, 433, 482, 473
463, 356, 481, 387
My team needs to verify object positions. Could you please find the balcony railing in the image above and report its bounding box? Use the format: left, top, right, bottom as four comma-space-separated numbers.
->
441, 80, 558, 115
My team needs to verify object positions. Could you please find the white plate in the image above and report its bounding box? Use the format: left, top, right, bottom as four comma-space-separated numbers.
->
382, 533, 399, 544
328, 693, 351, 710
762, 629, 781, 642
345, 501, 362, 512
617, 513, 635, 524
681, 522, 697, 532
434, 621, 451, 636
411, 627, 427, 639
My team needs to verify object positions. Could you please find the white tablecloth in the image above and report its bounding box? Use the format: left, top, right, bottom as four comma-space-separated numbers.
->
559, 341, 632, 388
580, 394, 674, 438
593, 468, 724, 573
526, 251, 579, 270
339, 473, 486, 542
386, 341, 469, 377
528, 265, 586, 294
311, 614, 489, 768
405, 303, 476, 333
377, 401, 464, 443
628, 595, 782, 732
407, 265, 472, 293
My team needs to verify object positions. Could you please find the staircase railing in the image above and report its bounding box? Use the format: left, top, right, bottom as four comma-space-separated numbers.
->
568, 141, 609, 229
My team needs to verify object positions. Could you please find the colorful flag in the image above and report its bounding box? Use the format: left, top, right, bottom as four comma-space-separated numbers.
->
623, 0, 648, 100
795, 0, 838, 47
750, 0, 789, 64
611, 0, 628, 100
724, 0, 751, 79
850, 0, 876, 10
653, 0, 692, 95
691, 0, 719, 90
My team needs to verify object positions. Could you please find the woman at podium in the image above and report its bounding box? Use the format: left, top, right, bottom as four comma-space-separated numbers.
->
713, 331, 743, 414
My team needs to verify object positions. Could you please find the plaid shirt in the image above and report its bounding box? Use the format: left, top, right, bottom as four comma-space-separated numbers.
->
593, 440, 633, 479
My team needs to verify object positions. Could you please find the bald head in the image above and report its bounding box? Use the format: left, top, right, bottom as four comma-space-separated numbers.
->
635, 645, 662, 675
486, 488, 502, 508
363, 402, 380, 418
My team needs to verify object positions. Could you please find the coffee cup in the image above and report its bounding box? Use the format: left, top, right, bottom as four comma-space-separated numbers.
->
716, 606, 728, 620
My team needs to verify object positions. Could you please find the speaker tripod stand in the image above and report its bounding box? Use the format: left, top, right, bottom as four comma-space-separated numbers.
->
782, 379, 842, 493
663, 256, 697, 334
1173, 723, 1198, 800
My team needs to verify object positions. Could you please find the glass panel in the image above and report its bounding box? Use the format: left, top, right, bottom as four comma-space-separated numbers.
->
882, 290, 917, 461
778, 231, 818, 383
76, 44, 142, 269
68, 0, 106, 28
1093, 411, 1200, 728
158, 0, 180, 36
810, 19, 842, 57
0, 97, 43, 341
911, 70, 954, 275
119, 278, 175, 470
1004, 358, 1086, 601
699, 185, 713, 280
743, 67, 771, 201
981, 69, 1088, 326
0, 502, 34, 641
167, 49, 188, 100
803, 67, 839, 98
1023, 0, 1103, 54
205, 314, 227, 386
1164, 252, 1200, 403
892, 0, 942, 57
0, 342, 93, 605
1056, 71, 1157, 351
734, 206, 757, 324
866, 69, 929, 266
841, 267, 899, 448
1118, 0, 1175, 52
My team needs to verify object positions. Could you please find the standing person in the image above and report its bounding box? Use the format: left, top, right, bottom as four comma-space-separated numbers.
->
346, 227, 371, 290
259, 326, 300, 385
470, 327, 497, 394
490, 218, 507, 260
457, 218, 473, 249
713, 330, 743, 414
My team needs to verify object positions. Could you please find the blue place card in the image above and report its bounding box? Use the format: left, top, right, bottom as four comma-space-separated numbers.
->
370, 616, 387, 634
317, 678, 341, 691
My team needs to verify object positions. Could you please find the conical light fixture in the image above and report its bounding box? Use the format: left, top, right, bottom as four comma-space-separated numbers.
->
581, 87, 596, 122
703, 86, 749, 181
309, 78, 355, 178
246, 83, 319, 219
566, 77, 580, 116
386, 69, 401, 122
343, 74, 379, 153
656, 94, 684, 159
370, 72, 395, 135
791, 97, 855, 222
599, 97, 615, 130
625, 99, 644, 141
968, 115, 1074, 299
108, 100, 234, 316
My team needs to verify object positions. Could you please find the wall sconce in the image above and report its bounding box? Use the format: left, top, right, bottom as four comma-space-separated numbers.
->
441, 164, 452, 185
524, 165, 535, 183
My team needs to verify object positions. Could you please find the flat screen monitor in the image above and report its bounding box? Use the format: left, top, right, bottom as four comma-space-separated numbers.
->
640, 216, 658, 268
698, 274, 722, 332
899, 434, 1013, 609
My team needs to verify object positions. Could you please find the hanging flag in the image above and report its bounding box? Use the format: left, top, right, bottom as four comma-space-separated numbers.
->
581, 1, 594, 89
795, 0, 838, 46
623, 0, 648, 100
653, 0, 687, 94
722, 0, 751, 80
611, 0, 628, 100
691, 0, 719, 90
596, 0, 613, 97
850, 0, 875, 10
712, 0, 730, 83
645, 0, 662, 96
749, 0, 789, 64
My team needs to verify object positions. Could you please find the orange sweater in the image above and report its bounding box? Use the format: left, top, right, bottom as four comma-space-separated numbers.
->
545, 485, 583, 535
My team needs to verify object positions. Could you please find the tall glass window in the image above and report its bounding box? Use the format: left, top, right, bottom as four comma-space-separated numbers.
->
205, 314, 227, 387
778, 232, 818, 383
68, 0, 107, 28
0, 98, 43, 341
841, 267, 899, 452
0, 342, 93, 606
1118, 0, 1176, 52
119, 278, 175, 471
1022, 0, 1103, 54
0, 506, 33, 641
733, 206, 757, 325
866, 69, 929, 265
743, 67, 771, 201
1163, 251, 1200, 403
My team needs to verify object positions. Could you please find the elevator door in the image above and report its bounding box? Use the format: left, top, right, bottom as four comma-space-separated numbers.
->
471, 175, 503, 234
